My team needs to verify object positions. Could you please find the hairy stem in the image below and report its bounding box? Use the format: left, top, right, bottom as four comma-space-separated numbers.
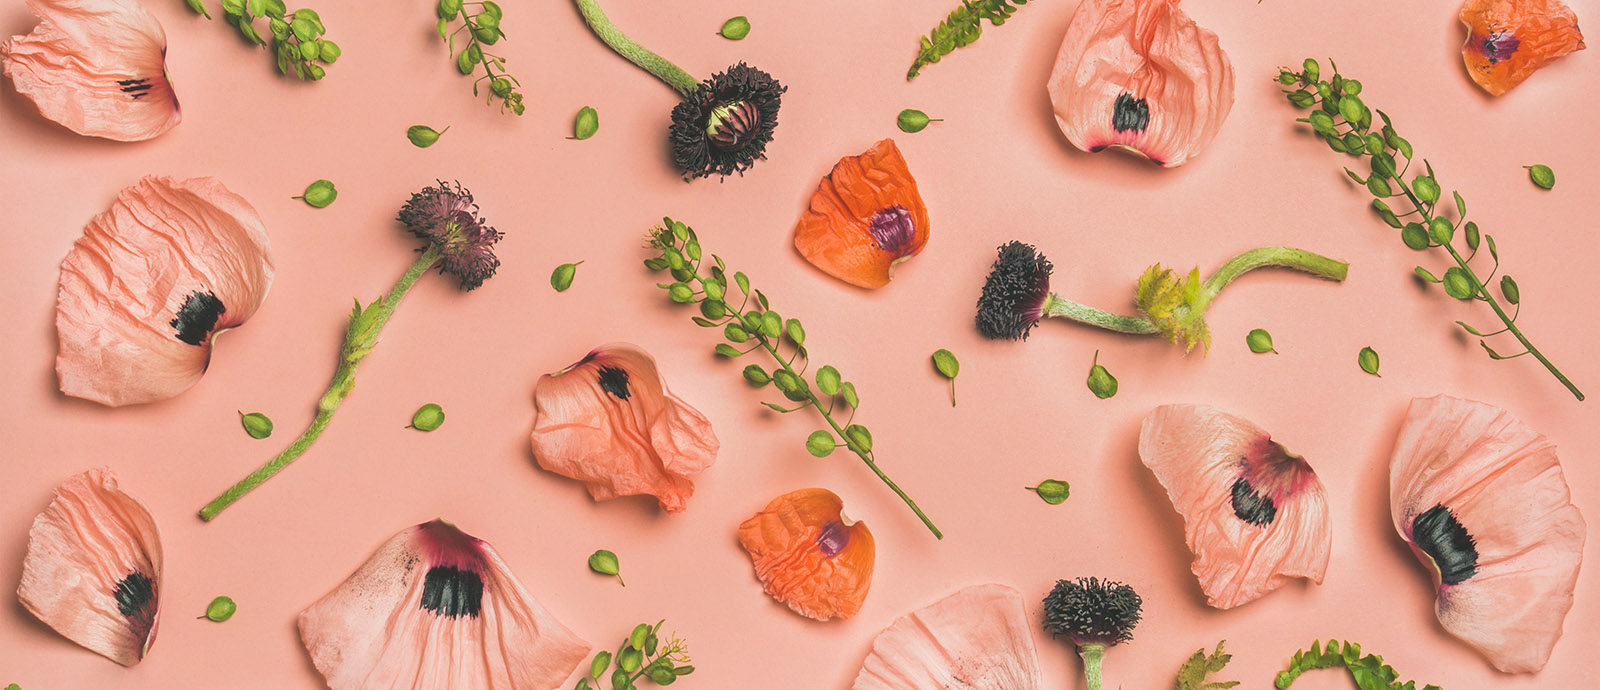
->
1079, 643, 1106, 690
573, 0, 700, 95
1043, 294, 1158, 334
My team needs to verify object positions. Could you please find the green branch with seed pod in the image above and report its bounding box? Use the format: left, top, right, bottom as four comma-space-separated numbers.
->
644, 218, 944, 539
578, 621, 693, 690
1279, 58, 1584, 401
185, 0, 340, 80
434, 0, 525, 114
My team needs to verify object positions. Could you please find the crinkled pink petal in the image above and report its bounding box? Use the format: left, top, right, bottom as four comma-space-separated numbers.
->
18, 468, 162, 666
298, 520, 591, 690
530, 343, 719, 512
56, 175, 275, 406
854, 584, 1044, 690
1139, 404, 1330, 609
1390, 395, 1586, 673
1047, 0, 1234, 167
1, 0, 181, 141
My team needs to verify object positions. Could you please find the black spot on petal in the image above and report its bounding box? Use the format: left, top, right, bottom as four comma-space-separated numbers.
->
419, 566, 483, 618
170, 291, 225, 346
1413, 504, 1478, 585
1112, 93, 1150, 133
114, 572, 155, 618
597, 366, 631, 400
1230, 477, 1277, 526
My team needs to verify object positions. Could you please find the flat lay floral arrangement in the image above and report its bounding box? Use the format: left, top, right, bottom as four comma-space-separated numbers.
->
0, 0, 1595, 688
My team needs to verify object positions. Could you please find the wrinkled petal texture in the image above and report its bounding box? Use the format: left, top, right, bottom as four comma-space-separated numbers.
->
18, 468, 162, 666
1389, 395, 1586, 673
1, 0, 180, 140
56, 175, 275, 406
737, 488, 874, 621
529, 343, 719, 513
854, 584, 1044, 690
1047, 0, 1233, 167
1139, 404, 1330, 609
1459, 0, 1584, 96
298, 520, 591, 690
793, 138, 930, 289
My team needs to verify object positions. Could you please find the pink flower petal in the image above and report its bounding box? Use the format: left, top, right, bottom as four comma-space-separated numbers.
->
854, 584, 1044, 689
298, 520, 591, 690
1390, 395, 1586, 673
1138, 404, 1331, 609
530, 343, 719, 512
56, 175, 274, 406
18, 468, 162, 666
1, 0, 181, 141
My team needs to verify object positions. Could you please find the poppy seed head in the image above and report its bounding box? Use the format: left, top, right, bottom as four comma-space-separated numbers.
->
671, 63, 785, 181
976, 241, 1053, 340
1042, 576, 1143, 648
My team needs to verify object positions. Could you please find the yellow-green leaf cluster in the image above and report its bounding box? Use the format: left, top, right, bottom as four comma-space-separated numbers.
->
1177, 640, 1239, 690
1135, 264, 1210, 353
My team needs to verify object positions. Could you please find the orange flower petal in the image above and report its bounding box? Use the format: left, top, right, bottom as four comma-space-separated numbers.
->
1389, 396, 1585, 673
19, 468, 162, 666
55, 175, 275, 406
1138, 404, 1331, 609
530, 343, 719, 513
1459, 0, 1585, 96
737, 488, 874, 621
854, 584, 1044, 689
793, 139, 929, 289
298, 520, 591, 690
1, 0, 181, 141
1047, 0, 1234, 167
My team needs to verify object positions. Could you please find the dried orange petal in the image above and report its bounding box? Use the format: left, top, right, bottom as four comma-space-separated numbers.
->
1460, 0, 1585, 96
737, 488, 874, 620
793, 139, 929, 289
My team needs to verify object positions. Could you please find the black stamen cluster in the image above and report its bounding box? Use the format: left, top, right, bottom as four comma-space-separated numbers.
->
670, 63, 785, 181
1042, 577, 1143, 647
976, 241, 1053, 340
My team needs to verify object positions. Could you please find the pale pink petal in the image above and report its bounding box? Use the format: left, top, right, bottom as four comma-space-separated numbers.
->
298, 520, 591, 690
530, 343, 718, 512
854, 584, 1044, 690
1139, 404, 1330, 609
1390, 395, 1586, 673
18, 468, 162, 666
56, 175, 275, 406
1, 0, 181, 141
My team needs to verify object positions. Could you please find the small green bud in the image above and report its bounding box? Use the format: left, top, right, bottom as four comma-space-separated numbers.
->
1413, 266, 1441, 283
475, 10, 500, 29
316, 39, 340, 63
1338, 95, 1366, 125
702, 280, 725, 301
1246, 328, 1276, 354
1412, 175, 1441, 204
1301, 58, 1320, 83
844, 424, 873, 453
814, 365, 841, 396
724, 323, 751, 343
1401, 222, 1430, 250
629, 623, 650, 652
590, 651, 612, 678
407, 124, 447, 147
570, 106, 599, 140
1027, 479, 1070, 505
649, 668, 677, 685
490, 76, 512, 97
437, 0, 462, 18
714, 343, 742, 358
1526, 164, 1555, 189
201, 595, 237, 622
456, 46, 477, 73
840, 381, 859, 408
409, 403, 445, 431
1365, 175, 1391, 197
297, 39, 318, 60
1086, 350, 1118, 399
1464, 221, 1480, 250
587, 549, 623, 586
473, 26, 499, 45
785, 318, 805, 345
1287, 90, 1315, 108
1427, 217, 1454, 244
480, 0, 502, 18
667, 282, 694, 303
1442, 267, 1475, 300
1358, 346, 1381, 376
1341, 79, 1362, 96
806, 430, 836, 457
897, 108, 942, 133
550, 262, 581, 291
931, 348, 959, 378
1500, 275, 1520, 305
742, 364, 771, 386
296, 178, 337, 208
1277, 72, 1297, 85
239, 411, 273, 439
186, 0, 210, 17
772, 369, 802, 395
699, 299, 725, 319
719, 15, 751, 40
618, 648, 643, 674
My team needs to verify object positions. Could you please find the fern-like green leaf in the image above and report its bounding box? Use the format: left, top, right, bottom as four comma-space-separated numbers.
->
1177, 640, 1240, 690
1275, 639, 1442, 690
907, 0, 1030, 80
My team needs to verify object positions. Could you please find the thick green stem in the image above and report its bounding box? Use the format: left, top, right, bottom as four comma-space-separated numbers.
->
573, 0, 700, 95
199, 247, 443, 521
1079, 643, 1106, 690
1043, 294, 1158, 334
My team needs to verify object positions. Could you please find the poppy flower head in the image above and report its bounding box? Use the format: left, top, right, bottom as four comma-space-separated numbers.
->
1041, 577, 1142, 648
976, 241, 1053, 340
855, 584, 1045, 690
396, 180, 502, 290
670, 62, 785, 180
1459, 0, 1585, 96
737, 488, 875, 621
793, 139, 930, 289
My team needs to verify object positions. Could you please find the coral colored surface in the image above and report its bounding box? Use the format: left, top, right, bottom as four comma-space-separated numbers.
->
1, 1, 1597, 688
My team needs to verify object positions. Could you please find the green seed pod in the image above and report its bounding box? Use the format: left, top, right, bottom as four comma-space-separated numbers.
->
785, 319, 805, 345
1246, 328, 1276, 354
1027, 479, 1070, 505
239, 411, 273, 439
1371, 153, 1397, 179
1365, 175, 1391, 197
742, 364, 771, 386
1500, 275, 1520, 305
456, 46, 477, 74
815, 365, 841, 396
1413, 266, 1441, 283
571, 106, 599, 140
1287, 90, 1315, 108
713, 343, 741, 358
932, 349, 959, 379
550, 262, 581, 291
702, 280, 725, 302
435, 17, 448, 40
1301, 58, 1320, 83
675, 665, 696, 676
1463, 221, 1480, 250
407, 124, 446, 147
1307, 110, 1336, 136
409, 403, 445, 431
490, 76, 512, 97
475, 10, 500, 30
896, 108, 941, 133
437, 0, 462, 18
473, 26, 499, 45
719, 15, 751, 40
1363, 133, 1384, 155
699, 299, 725, 319
1526, 164, 1555, 189
760, 311, 782, 339
618, 648, 642, 674
587, 549, 623, 585
1442, 267, 1475, 300
590, 651, 612, 678
480, 0, 502, 18
844, 424, 873, 453
202, 595, 237, 622
840, 381, 859, 408
806, 430, 835, 457
1400, 222, 1430, 250
1277, 72, 1297, 85
629, 624, 650, 652
1412, 175, 1440, 204
1340, 131, 1364, 153
724, 323, 751, 343
297, 39, 318, 60
667, 282, 694, 303
289, 15, 315, 41
1338, 95, 1365, 124
1427, 217, 1454, 244
304, 63, 326, 81
1086, 350, 1117, 399
317, 39, 341, 63
1358, 346, 1381, 376
610, 669, 629, 690
649, 668, 677, 685
780, 375, 811, 402
772, 369, 801, 395
297, 178, 337, 208
1342, 79, 1362, 96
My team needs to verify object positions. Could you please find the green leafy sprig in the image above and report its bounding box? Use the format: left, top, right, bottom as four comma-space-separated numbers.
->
1275, 639, 1440, 690
434, 0, 525, 114
1280, 58, 1584, 401
579, 621, 693, 690
907, 0, 1030, 80
644, 219, 943, 539
1177, 640, 1239, 690
185, 0, 339, 80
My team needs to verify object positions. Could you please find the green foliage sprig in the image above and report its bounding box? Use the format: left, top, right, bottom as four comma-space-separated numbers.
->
644, 218, 943, 539
578, 621, 693, 690
1177, 640, 1239, 690
907, 0, 1030, 80
185, 0, 340, 80
1275, 639, 1441, 690
1280, 58, 1584, 401
435, 0, 526, 114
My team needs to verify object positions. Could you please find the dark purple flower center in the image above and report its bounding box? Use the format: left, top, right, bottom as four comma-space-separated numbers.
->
1479, 30, 1520, 63
1412, 504, 1478, 586
113, 570, 158, 641
816, 520, 850, 557
1229, 477, 1277, 526
1112, 92, 1150, 133
597, 366, 631, 400
867, 205, 916, 256
171, 290, 225, 346
705, 100, 761, 152
118, 78, 153, 100
420, 565, 484, 618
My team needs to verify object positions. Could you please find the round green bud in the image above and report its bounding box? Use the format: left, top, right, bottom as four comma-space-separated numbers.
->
1086, 351, 1117, 399
1358, 346, 1381, 376
1527, 164, 1555, 190
590, 651, 612, 679
240, 411, 273, 439
742, 364, 771, 386
1442, 267, 1476, 300
550, 262, 580, 292
1302, 58, 1320, 82
1412, 175, 1441, 203
1287, 90, 1315, 108
317, 40, 340, 63
1401, 222, 1430, 250
1500, 275, 1520, 304
490, 76, 512, 97
699, 299, 725, 319
1365, 175, 1391, 197
473, 26, 499, 44
719, 15, 751, 40
844, 424, 873, 453
437, 0, 462, 18
407, 124, 446, 148
1246, 328, 1276, 354
571, 106, 598, 140
724, 323, 751, 343
298, 178, 337, 208
1028, 479, 1070, 505
1277, 72, 1297, 85
667, 282, 694, 303
409, 403, 445, 431
814, 365, 841, 396
702, 279, 724, 301
475, 11, 499, 30
587, 549, 621, 579
297, 39, 318, 60
1427, 217, 1454, 244
1341, 79, 1362, 96
629, 624, 650, 652
203, 595, 237, 622
480, 0, 502, 19
650, 668, 677, 685
897, 108, 938, 133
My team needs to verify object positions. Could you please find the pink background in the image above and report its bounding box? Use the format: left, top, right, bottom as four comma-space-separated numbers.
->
2, 0, 1597, 688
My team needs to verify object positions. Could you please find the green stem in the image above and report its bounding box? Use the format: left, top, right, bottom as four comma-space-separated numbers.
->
199, 247, 444, 521
573, 0, 700, 95
1079, 643, 1106, 690
1042, 294, 1158, 334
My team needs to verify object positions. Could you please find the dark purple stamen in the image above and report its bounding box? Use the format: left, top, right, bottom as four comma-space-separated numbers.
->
1229, 476, 1277, 526
1413, 504, 1478, 586
419, 565, 484, 618
118, 78, 152, 100
1112, 92, 1150, 133
816, 520, 850, 557
867, 205, 916, 255
170, 290, 225, 346
597, 366, 631, 400
1479, 30, 1520, 64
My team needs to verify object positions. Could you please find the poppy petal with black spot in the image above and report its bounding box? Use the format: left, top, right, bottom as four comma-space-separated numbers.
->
18, 468, 162, 666
1047, 0, 1234, 167
1459, 0, 1584, 97
854, 584, 1044, 689
55, 175, 274, 406
530, 343, 718, 513
1, 0, 181, 141
298, 520, 591, 690
793, 139, 930, 289
738, 488, 874, 621
1138, 404, 1330, 609
1389, 395, 1585, 673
